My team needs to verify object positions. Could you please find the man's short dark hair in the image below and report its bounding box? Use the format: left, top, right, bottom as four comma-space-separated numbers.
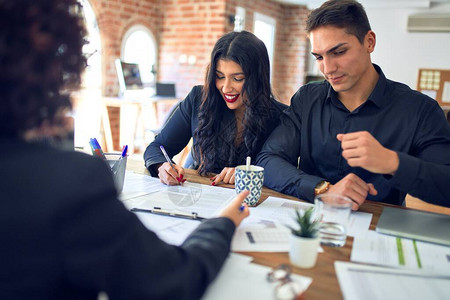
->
306, 0, 371, 44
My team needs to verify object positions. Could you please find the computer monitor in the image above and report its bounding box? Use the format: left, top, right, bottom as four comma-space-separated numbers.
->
115, 59, 144, 96
155, 82, 176, 97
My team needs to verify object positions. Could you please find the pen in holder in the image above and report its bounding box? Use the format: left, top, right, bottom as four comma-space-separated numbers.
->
105, 152, 128, 194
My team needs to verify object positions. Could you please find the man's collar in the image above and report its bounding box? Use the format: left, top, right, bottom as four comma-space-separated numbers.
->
367, 64, 387, 108
326, 64, 387, 109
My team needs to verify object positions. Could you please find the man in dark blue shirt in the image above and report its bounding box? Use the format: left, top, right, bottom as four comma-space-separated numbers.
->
257, 0, 450, 209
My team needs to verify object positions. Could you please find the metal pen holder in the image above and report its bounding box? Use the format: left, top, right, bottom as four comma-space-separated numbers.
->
105, 153, 128, 194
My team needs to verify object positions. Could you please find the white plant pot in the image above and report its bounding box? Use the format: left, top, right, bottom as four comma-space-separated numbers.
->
289, 234, 320, 269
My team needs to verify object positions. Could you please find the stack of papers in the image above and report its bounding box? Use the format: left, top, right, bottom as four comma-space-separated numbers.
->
202, 253, 312, 300
120, 172, 166, 201
231, 196, 373, 252
121, 175, 374, 251
121, 172, 237, 245
335, 261, 450, 300
351, 230, 450, 272
337, 229, 450, 299
122, 173, 236, 219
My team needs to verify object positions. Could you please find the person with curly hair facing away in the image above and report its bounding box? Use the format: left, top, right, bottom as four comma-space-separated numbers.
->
144, 30, 287, 186
0, 0, 250, 299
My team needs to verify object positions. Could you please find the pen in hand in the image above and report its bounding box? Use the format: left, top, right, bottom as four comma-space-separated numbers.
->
159, 145, 184, 185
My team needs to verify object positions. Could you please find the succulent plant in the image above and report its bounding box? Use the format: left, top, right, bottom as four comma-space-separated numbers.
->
287, 207, 320, 238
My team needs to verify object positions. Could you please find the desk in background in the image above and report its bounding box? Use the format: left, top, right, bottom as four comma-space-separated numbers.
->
102, 96, 179, 153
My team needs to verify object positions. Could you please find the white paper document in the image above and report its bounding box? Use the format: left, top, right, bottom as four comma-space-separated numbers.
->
121, 173, 236, 245
231, 196, 372, 252
231, 197, 313, 252
232, 216, 292, 252
347, 210, 372, 237
127, 180, 236, 219
250, 196, 314, 227
351, 230, 450, 272
133, 212, 200, 245
202, 253, 313, 300
335, 261, 450, 300
120, 172, 165, 201
251, 196, 372, 237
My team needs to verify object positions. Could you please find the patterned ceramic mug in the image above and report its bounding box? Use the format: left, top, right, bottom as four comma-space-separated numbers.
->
235, 165, 264, 206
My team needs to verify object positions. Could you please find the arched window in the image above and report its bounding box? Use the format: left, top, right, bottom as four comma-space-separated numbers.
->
74, 0, 103, 150
121, 25, 157, 86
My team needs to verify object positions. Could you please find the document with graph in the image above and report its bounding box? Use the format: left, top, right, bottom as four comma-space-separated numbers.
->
124, 178, 236, 219
231, 197, 315, 252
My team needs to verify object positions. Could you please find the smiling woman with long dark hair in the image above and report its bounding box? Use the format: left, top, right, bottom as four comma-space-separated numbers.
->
144, 30, 287, 186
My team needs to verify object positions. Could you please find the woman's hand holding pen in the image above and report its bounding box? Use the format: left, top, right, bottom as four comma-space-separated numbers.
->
158, 162, 186, 185
219, 190, 250, 227
158, 145, 186, 185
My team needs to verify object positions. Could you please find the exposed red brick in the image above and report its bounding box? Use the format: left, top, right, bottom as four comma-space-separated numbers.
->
88, 0, 309, 142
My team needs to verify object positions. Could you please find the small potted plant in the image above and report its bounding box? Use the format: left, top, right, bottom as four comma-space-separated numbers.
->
287, 207, 321, 268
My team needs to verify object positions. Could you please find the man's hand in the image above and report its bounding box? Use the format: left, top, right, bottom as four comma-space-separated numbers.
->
158, 162, 185, 185
327, 173, 378, 210
337, 131, 399, 175
210, 167, 236, 186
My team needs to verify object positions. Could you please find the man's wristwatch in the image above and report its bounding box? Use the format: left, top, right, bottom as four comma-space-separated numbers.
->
314, 180, 330, 196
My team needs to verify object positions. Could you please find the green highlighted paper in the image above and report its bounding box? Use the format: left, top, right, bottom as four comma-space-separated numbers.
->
396, 237, 405, 265
396, 237, 423, 268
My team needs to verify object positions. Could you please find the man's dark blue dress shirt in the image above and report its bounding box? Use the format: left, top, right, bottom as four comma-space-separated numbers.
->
257, 65, 450, 207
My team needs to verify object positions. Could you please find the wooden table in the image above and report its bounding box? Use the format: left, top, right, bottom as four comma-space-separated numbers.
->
127, 159, 390, 300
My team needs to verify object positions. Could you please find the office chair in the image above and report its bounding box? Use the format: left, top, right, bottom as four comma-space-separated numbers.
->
149, 100, 181, 136
145, 100, 193, 168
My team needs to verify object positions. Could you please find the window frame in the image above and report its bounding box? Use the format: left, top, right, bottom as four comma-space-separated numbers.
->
120, 25, 157, 86
253, 12, 276, 79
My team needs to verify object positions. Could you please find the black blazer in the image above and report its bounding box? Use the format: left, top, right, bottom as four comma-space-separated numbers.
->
0, 139, 235, 299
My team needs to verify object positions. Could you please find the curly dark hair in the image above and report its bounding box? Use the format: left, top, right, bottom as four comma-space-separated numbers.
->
193, 31, 277, 175
306, 0, 371, 44
0, 0, 87, 138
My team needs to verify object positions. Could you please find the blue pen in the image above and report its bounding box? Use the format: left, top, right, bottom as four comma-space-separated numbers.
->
121, 145, 128, 157
111, 145, 128, 173
91, 137, 106, 159
239, 205, 245, 212
88, 139, 96, 155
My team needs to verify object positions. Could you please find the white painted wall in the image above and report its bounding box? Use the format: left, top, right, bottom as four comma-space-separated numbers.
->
367, 3, 450, 89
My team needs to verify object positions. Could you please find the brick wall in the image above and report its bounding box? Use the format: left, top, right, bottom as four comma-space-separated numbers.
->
88, 0, 160, 149
273, 5, 309, 103
158, 0, 228, 98
89, 0, 160, 96
89, 0, 309, 101
87, 0, 309, 150
224, 0, 309, 103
